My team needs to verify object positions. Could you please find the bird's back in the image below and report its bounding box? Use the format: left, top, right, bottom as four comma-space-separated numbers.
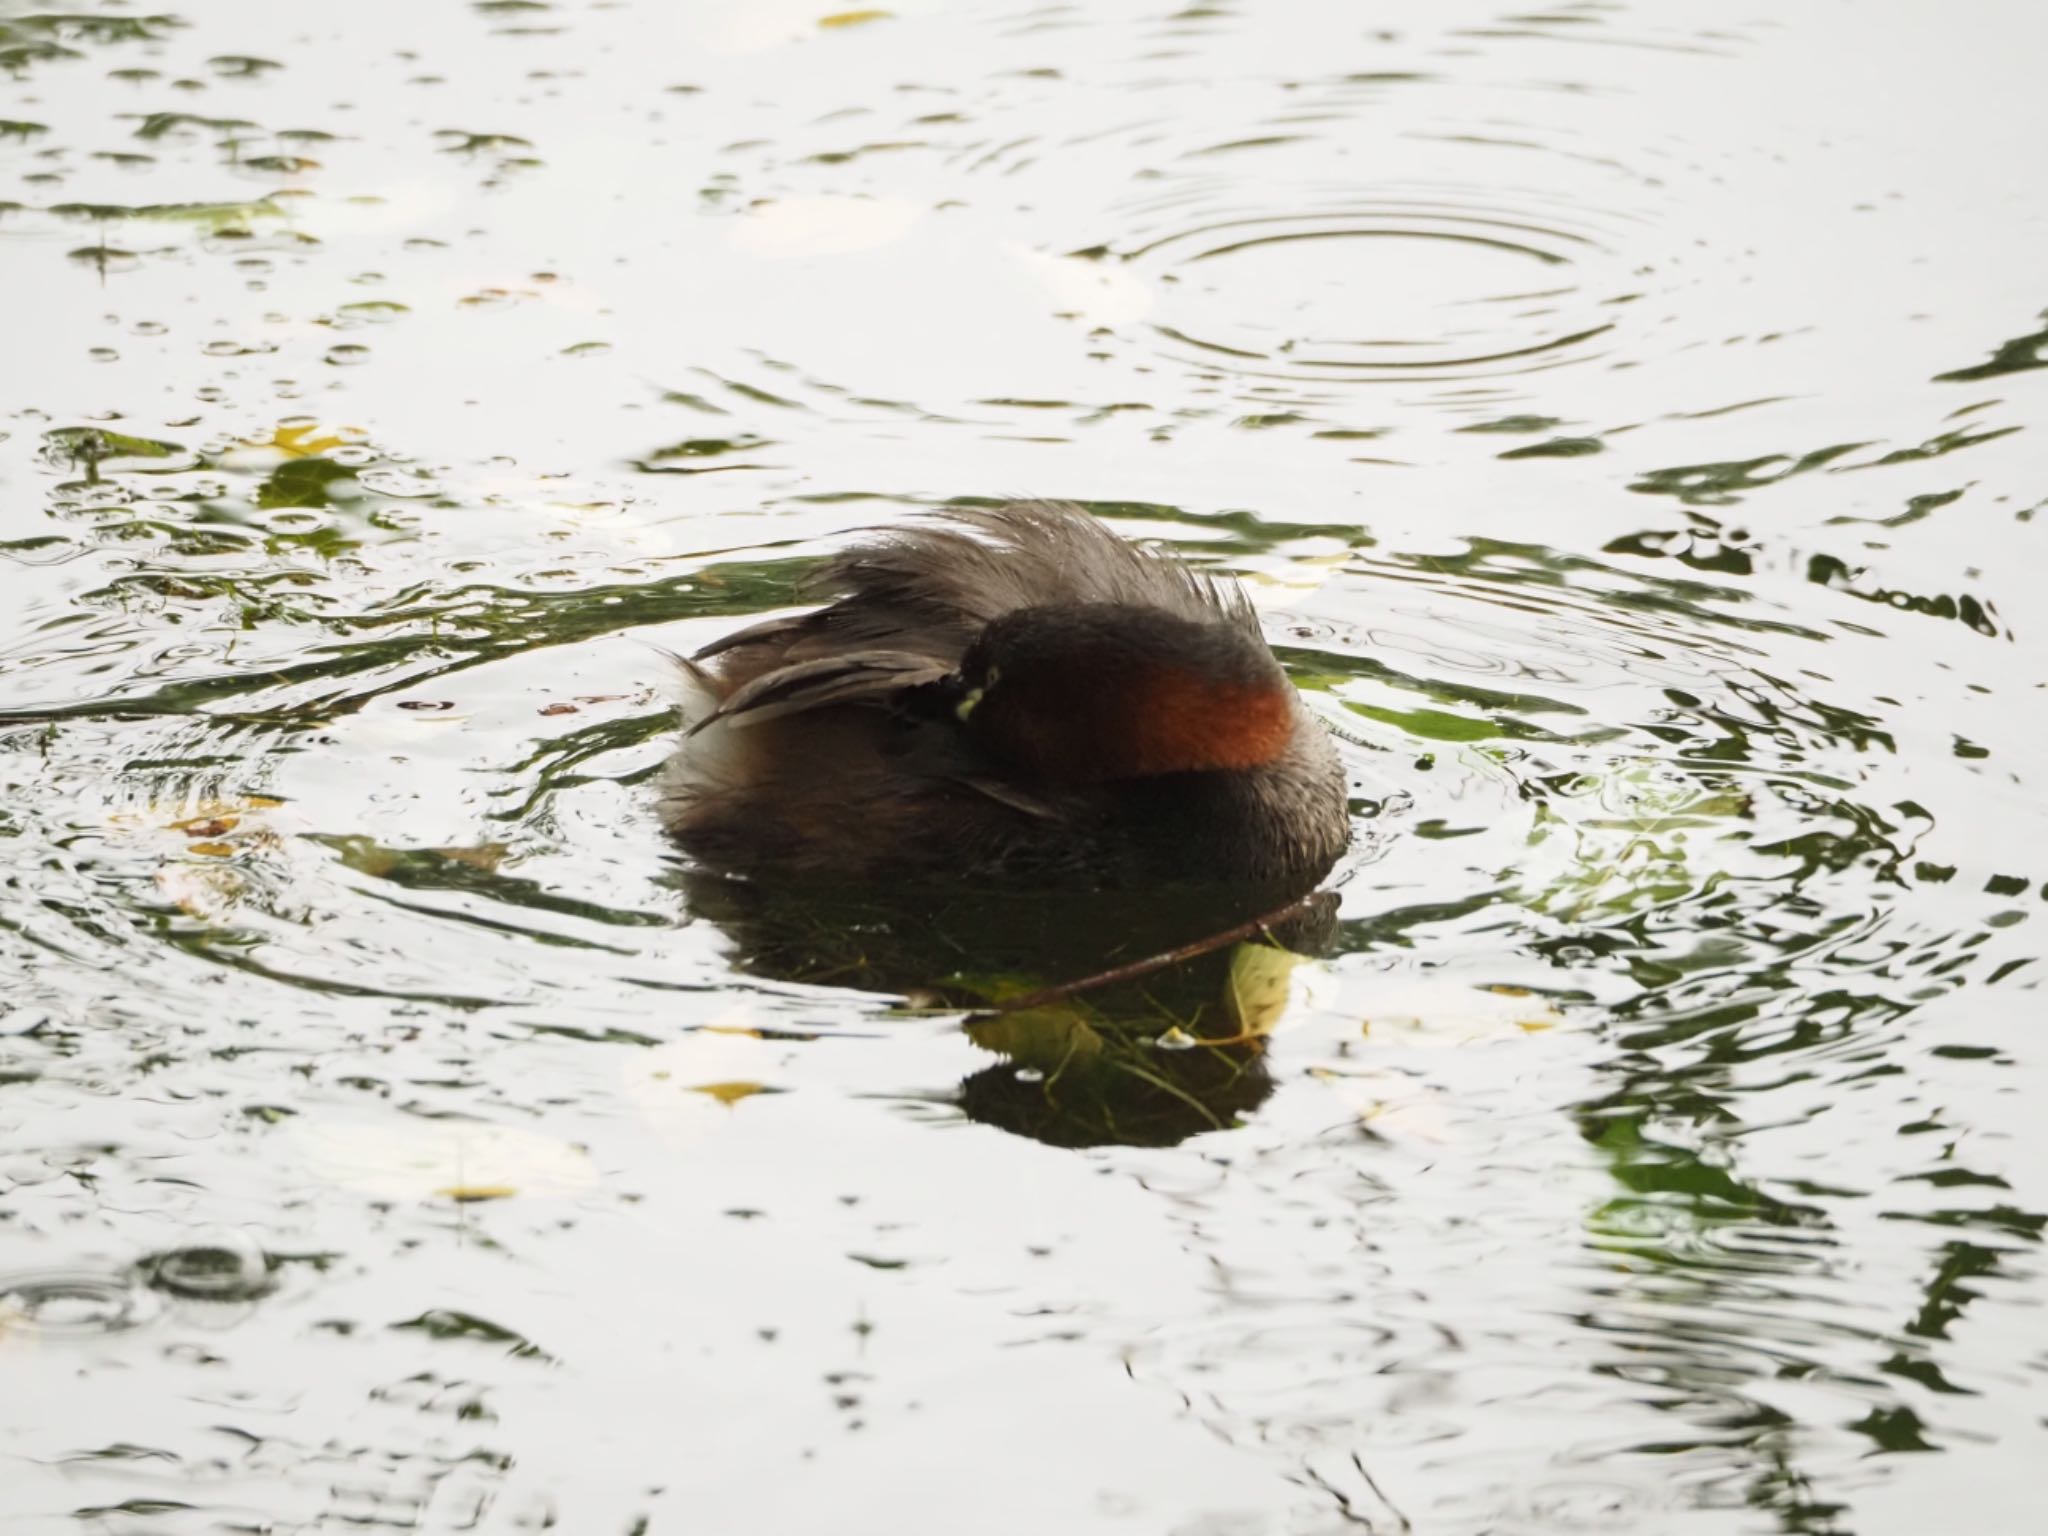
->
698, 500, 1252, 677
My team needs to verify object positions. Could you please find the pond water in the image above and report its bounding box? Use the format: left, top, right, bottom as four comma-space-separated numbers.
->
3, 1, 2045, 1532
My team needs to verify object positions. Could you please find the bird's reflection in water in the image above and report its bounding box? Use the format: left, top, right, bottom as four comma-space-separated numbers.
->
678, 873, 1337, 1148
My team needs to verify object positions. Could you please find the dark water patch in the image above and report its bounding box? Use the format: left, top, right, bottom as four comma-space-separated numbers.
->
392, 1308, 554, 1362
1501, 434, 1605, 459
1460, 411, 1566, 433
1847, 423, 2024, 470
127, 110, 260, 142
1804, 557, 2004, 639
208, 53, 283, 80
1935, 310, 2048, 384
320, 833, 672, 934
1629, 442, 1869, 507
1824, 487, 1965, 530
1604, 525, 1758, 578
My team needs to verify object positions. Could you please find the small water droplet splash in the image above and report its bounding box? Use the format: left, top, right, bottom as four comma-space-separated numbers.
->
137, 1230, 275, 1303
0, 1270, 160, 1336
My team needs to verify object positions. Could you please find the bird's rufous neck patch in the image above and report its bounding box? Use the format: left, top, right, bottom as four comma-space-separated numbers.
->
1115, 667, 1293, 778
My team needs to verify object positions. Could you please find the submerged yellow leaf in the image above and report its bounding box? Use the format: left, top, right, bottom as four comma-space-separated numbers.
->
432, 842, 511, 873
133, 798, 292, 921
116, 794, 291, 920
1222, 942, 1305, 1038
264, 421, 350, 457
819, 8, 892, 27
965, 1007, 1103, 1070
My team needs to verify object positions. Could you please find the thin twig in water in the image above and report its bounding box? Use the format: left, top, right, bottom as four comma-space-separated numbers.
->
969, 890, 1322, 1018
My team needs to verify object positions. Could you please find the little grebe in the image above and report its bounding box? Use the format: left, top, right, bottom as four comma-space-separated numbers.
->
659, 501, 1350, 887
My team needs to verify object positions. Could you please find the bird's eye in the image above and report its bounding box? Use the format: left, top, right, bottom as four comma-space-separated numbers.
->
954, 664, 999, 721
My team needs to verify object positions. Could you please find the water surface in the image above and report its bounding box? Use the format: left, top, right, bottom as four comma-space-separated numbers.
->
3, 2, 2045, 1532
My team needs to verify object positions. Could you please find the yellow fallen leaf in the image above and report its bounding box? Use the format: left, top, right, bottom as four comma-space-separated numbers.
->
624, 1029, 794, 1151
437, 1185, 519, 1204
819, 8, 892, 27
691, 1080, 769, 1107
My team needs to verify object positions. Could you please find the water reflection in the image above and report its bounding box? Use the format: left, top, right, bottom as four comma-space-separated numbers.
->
682, 872, 1342, 1147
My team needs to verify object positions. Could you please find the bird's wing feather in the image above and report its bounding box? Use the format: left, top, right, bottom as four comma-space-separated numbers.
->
686, 649, 953, 735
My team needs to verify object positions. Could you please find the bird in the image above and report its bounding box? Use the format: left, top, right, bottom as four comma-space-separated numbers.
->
659, 500, 1350, 890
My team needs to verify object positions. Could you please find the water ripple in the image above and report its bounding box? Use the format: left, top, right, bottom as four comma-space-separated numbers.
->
0, 1269, 160, 1336
1118, 192, 1627, 385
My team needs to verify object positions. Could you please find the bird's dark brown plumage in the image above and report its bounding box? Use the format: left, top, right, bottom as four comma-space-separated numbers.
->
659, 500, 1350, 887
